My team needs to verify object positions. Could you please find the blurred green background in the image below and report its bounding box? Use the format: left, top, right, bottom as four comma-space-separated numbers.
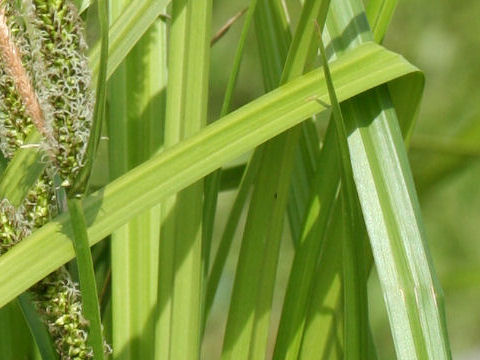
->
207, 0, 480, 358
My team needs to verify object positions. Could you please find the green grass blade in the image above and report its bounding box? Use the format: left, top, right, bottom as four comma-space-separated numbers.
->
89, 0, 169, 81
318, 28, 370, 359
218, 164, 246, 191
18, 293, 58, 360
0, 131, 44, 207
221, 1, 334, 358
0, 301, 36, 359
218, 0, 285, 357
206, 150, 263, 317
72, 0, 91, 13
255, 0, 291, 90
71, 0, 109, 196
61, 2, 109, 354
220, 2, 292, 357
203, 0, 259, 287
219, 2, 258, 118
298, 200, 344, 359
0, 153, 6, 176
161, 1, 212, 359
281, 0, 331, 80
365, 0, 398, 43
67, 198, 104, 360
346, 88, 451, 359
0, 43, 421, 307
287, 119, 321, 244
79, 1, 90, 14
273, 121, 340, 360
107, 1, 167, 359
324, 0, 451, 358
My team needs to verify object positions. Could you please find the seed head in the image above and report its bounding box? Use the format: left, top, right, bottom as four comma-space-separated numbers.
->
24, 0, 95, 187
0, 2, 106, 358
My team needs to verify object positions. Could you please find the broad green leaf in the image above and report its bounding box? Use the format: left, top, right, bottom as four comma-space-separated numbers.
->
67, 198, 104, 360
107, 1, 166, 359
89, 0, 169, 81
221, 1, 334, 358
221, 1, 292, 358
322, 0, 451, 358
0, 42, 421, 308
160, 1, 212, 359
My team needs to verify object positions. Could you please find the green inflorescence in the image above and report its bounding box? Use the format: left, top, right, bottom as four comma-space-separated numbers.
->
0, 198, 29, 254
0, 1, 102, 359
32, 268, 93, 359
0, 176, 55, 255
0, 1, 35, 158
25, 0, 94, 187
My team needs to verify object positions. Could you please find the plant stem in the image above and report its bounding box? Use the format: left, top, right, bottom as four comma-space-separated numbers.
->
67, 197, 105, 360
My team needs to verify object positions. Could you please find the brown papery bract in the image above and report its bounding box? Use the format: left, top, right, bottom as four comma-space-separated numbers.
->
0, 5, 49, 138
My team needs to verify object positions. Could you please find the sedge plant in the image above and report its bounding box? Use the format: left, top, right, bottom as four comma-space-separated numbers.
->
0, 0, 457, 359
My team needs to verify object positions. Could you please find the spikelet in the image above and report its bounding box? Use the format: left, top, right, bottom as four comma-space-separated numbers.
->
0, 0, 38, 158
23, 0, 95, 187
0, 0, 94, 187
32, 268, 94, 359
0, 1, 104, 358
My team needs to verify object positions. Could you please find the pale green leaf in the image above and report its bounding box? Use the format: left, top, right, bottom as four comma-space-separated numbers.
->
160, 1, 212, 359
0, 42, 421, 308
366, 0, 398, 43
321, 0, 451, 358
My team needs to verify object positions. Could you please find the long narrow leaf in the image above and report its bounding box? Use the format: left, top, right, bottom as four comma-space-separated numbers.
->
107, 1, 166, 359
323, 0, 451, 358
221, 1, 292, 358
205, 150, 263, 317
203, 0, 260, 293
273, 121, 340, 360
71, 0, 109, 196
318, 27, 370, 358
298, 200, 344, 359
18, 293, 58, 360
0, 301, 36, 359
0, 42, 421, 307
287, 119, 321, 244
222, 1, 333, 358
161, 1, 212, 359
67, 198, 104, 360
365, 0, 398, 43
88, 0, 169, 81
